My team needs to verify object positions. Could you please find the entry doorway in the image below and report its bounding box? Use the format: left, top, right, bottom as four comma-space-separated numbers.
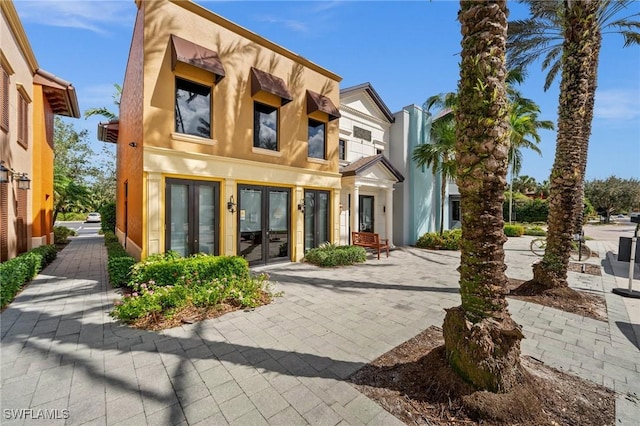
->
304, 189, 330, 252
238, 185, 290, 265
359, 195, 374, 232
165, 179, 220, 257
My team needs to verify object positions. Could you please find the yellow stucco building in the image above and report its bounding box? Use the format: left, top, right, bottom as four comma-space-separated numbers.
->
105, 0, 342, 265
1, 0, 80, 261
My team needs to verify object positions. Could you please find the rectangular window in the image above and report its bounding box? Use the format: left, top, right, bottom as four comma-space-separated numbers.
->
0, 66, 8, 132
253, 102, 278, 150
308, 119, 326, 159
452, 200, 461, 222
338, 139, 346, 161
175, 77, 211, 138
17, 92, 27, 148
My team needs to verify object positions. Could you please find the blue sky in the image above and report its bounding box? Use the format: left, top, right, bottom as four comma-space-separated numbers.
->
13, 0, 640, 183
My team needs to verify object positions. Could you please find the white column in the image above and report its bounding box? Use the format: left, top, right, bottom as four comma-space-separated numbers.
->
385, 187, 394, 247
351, 185, 360, 243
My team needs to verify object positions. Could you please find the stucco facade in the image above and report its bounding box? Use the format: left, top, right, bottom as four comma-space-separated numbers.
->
0, 0, 79, 261
114, 0, 342, 264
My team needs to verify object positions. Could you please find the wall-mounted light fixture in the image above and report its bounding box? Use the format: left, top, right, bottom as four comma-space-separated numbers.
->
129, 141, 137, 148
297, 199, 305, 213
0, 161, 31, 190
227, 195, 236, 213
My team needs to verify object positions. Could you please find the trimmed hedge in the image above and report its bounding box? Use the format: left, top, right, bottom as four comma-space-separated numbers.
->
0, 245, 57, 308
504, 224, 525, 237
303, 244, 367, 267
416, 229, 462, 250
128, 253, 250, 289
53, 226, 76, 244
524, 226, 547, 236
103, 231, 136, 287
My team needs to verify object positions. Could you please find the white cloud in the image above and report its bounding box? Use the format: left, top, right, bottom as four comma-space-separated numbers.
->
14, 1, 133, 35
254, 15, 308, 33
594, 89, 640, 121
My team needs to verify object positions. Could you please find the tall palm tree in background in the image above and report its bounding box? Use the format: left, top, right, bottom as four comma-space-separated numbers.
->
412, 101, 456, 235
525, 0, 601, 288
442, 0, 525, 392
84, 83, 122, 121
508, 0, 640, 287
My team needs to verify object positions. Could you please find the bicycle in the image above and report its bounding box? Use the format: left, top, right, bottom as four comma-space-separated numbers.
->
529, 233, 592, 261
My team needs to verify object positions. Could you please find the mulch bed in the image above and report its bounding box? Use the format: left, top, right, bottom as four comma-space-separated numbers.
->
350, 326, 614, 425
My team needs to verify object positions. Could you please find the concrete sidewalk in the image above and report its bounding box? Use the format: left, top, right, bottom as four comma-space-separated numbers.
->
1, 235, 638, 425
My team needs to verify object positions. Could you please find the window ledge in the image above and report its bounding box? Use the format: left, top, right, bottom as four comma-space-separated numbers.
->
307, 157, 329, 164
171, 132, 217, 146
252, 147, 282, 157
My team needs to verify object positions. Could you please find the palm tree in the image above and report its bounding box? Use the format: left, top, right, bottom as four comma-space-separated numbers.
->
412, 104, 456, 235
442, 0, 524, 392
509, 0, 640, 286
527, 0, 601, 288
84, 83, 122, 120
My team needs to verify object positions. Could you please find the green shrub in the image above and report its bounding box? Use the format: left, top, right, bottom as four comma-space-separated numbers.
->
304, 244, 367, 267
53, 226, 76, 244
58, 212, 87, 221
504, 224, 525, 237
104, 231, 119, 244
416, 229, 462, 250
108, 257, 137, 287
524, 226, 546, 236
99, 202, 116, 234
0, 245, 57, 308
129, 254, 249, 289
111, 273, 270, 323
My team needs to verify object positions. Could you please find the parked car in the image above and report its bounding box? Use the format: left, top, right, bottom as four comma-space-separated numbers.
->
86, 212, 101, 223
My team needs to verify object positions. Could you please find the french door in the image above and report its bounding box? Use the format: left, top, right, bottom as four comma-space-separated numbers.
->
304, 190, 330, 252
359, 195, 374, 232
238, 185, 290, 265
165, 179, 219, 257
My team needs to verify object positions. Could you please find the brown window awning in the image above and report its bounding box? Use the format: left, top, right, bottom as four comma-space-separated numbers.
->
170, 35, 225, 83
250, 67, 292, 106
97, 120, 119, 144
306, 90, 340, 121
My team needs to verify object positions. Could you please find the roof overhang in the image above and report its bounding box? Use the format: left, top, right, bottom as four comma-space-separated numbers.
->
34, 69, 80, 118
97, 120, 119, 144
340, 154, 405, 183
250, 67, 292, 106
340, 82, 395, 123
170, 34, 225, 83
306, 90, 340, 121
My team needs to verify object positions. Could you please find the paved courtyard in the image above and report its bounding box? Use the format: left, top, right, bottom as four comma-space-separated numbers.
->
1, 232, 638, 425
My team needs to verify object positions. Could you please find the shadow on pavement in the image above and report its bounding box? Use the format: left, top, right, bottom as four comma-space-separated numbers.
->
615, 321, 640, 350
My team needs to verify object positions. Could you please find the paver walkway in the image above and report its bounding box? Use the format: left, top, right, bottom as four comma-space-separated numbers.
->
1, 235, 638, 425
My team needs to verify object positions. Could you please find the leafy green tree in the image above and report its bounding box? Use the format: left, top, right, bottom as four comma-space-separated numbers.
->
84, 83, 121, 120
585, 177, 640, 222
442, 0, 525, 393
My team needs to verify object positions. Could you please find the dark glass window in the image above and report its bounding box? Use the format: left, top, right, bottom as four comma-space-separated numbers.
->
339, 139, 346, 161
308, 119, 325, 159
175, 78, 211, 138
452, 200, 461, 221
254, 102, 278, 150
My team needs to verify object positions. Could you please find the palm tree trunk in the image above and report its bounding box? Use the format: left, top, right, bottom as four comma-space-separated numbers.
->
533, 0, 599, 288
440, 178, 446, 234
443, 0, 524, 393
573, 30, 601, 235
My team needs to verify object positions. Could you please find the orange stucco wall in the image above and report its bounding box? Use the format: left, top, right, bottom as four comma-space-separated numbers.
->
141, 0, 341, 172
117, 3, 145, 255
31, 85, 55, 241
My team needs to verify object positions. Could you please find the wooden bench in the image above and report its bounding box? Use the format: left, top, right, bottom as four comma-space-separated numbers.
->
351, 231, 389, 260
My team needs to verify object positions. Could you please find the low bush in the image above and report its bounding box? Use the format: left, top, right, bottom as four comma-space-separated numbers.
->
504, 224, 525, 237
303, 243, 367, 267
99, 202, 116, 234
103, 231, 136, 287
111, 272, 270, 324
0, 245, 57, 308
416, 229, 462, 250
53, 226, 76, 244
128, 253, 249, 290
524, 226, 547, 236
57, 212, 87, 221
